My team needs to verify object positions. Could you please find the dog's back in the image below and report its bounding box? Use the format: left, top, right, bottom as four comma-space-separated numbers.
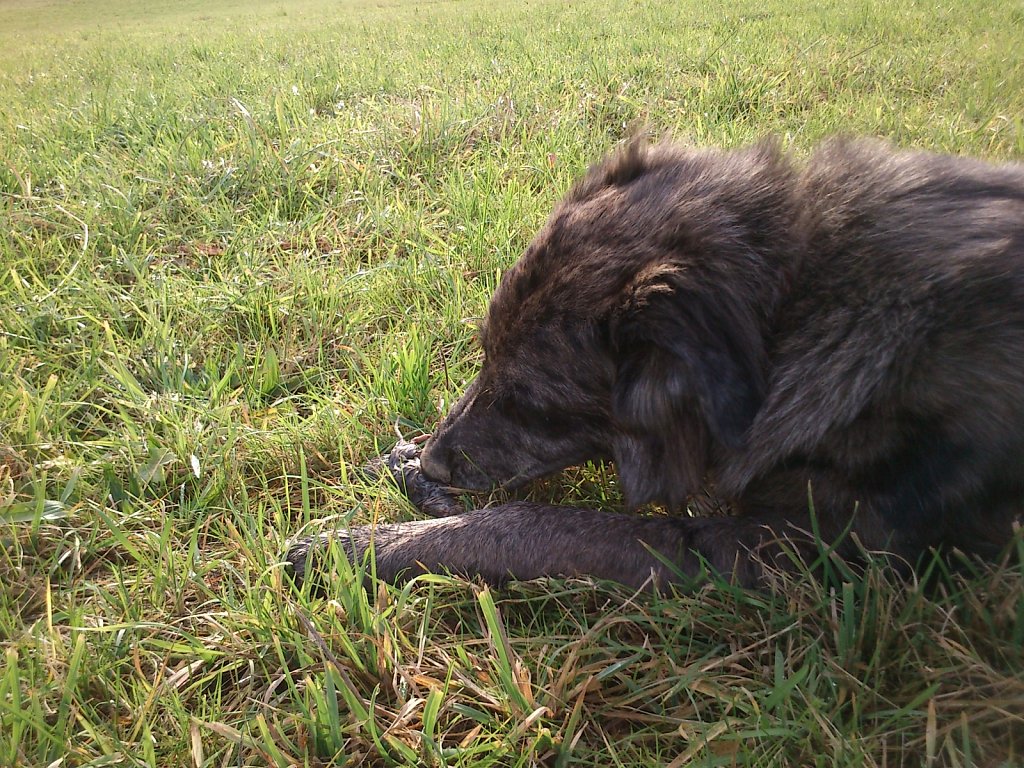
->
728, 140, 1024, 560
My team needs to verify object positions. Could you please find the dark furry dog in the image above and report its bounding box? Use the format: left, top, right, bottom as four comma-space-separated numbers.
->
290, 137, 1024, 590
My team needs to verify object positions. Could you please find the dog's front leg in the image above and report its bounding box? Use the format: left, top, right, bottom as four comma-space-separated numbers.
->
286, 502, 721, 591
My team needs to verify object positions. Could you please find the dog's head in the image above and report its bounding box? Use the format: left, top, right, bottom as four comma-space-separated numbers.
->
421, 139, 796, 507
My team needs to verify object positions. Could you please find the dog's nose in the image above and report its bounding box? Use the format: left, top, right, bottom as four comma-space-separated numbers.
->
418, 444, 451, 484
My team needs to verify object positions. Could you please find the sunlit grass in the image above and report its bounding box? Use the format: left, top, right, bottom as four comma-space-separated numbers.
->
1, 0, 1023, 764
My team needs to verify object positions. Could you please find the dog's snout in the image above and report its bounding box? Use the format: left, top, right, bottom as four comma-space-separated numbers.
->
418, 443, 452, 484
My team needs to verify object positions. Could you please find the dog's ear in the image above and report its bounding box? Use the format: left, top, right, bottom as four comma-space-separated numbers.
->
608, 266, 765, 506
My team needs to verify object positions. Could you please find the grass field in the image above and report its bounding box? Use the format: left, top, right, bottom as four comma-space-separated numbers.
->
2, 0, 1024, 764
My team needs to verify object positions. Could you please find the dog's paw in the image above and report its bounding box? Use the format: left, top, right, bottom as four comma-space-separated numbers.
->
283, 536, 313, 583
363, 439, 465, 517
284, 532, 357, 588
284, 441, 466, 589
